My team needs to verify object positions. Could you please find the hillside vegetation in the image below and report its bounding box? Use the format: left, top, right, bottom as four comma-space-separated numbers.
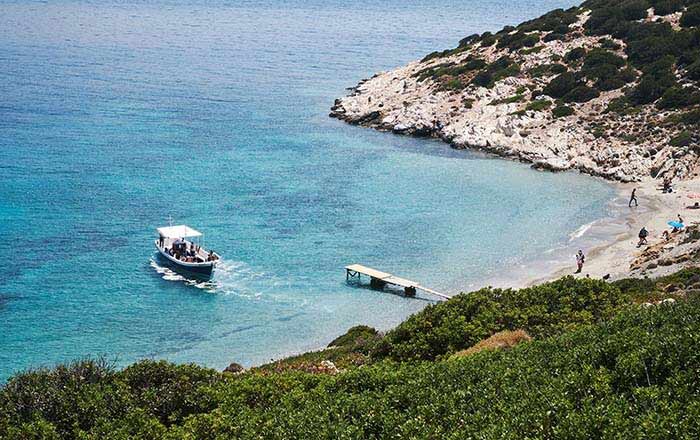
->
3, 268, 700, 438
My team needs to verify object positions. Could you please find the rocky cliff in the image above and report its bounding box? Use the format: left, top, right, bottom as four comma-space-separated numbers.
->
331, 1, 700, 182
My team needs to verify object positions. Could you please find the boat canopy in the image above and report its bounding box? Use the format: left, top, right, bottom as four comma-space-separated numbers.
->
157, 225, 203, 238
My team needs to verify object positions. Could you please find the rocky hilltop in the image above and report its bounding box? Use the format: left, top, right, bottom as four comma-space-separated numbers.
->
331, 0, 700, 182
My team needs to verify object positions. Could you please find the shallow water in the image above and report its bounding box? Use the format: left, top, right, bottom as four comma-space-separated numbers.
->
0, 0, 613, 381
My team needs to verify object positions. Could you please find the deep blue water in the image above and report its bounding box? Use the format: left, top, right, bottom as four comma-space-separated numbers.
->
0, 0, 611, 381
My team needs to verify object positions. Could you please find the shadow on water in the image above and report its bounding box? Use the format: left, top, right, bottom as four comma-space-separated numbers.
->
345, 281, 435, 303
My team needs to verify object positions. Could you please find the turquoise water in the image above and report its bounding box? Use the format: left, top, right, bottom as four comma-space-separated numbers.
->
0, 0, 610, 381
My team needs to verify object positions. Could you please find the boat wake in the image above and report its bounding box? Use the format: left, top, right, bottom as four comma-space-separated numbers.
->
149, 258, 269, 298
149, 258, 217, 291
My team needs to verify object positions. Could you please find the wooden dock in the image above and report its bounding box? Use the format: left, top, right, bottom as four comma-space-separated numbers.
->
345, 264, 451, 300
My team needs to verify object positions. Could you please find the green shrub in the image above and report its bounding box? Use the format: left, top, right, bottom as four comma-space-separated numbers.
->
621, 0, 651, 20
497, 31, 541, 50
629, 74, 675, 104
564, 85, 601, 102
596, 76, 626, 91
670, 130, 693, 146
607, 96, 633, 113
543, 32, 566, 42
480, 32, 497, 47
553, 104, 575, 117
518, 8, 578, 32
328, 325, 379, 348
679, 109, 700, 125
118, 360, 221, 425
565, 47, 587, 64
526, 99, 552, 111
443, 78, 464, 90
680, 4, 700, 28
594, 63, 636, 91
615, 267, 700, 300
376, 276, 629, 361
543, 72, 578, 98
0, 360, 128, 438
490, 93, 525, 105
6, 296, 700, 439
657, 86, 700, 109
529, 63, 567, 78
582, 48, 626, 75
686, 59, 700, 80
470, 57, 521, 88
458, 34, 480, 48
600, 38, 622, 50
652, 0, 684, 15
520, 45, 544, 55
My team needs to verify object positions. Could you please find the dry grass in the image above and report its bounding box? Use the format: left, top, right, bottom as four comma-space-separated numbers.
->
451, 330, 532, 358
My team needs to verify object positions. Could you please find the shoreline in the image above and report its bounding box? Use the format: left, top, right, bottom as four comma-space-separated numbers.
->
511, 177, 700, 288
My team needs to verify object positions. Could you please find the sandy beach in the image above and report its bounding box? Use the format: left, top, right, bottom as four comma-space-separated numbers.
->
530, 177, 700, 285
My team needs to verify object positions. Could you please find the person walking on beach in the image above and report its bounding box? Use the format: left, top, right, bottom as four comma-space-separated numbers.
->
575, 250, 585, 274
629, 188, 638, 207
638, 227, 648, 247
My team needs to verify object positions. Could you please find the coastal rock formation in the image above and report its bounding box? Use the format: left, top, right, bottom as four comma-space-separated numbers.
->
331, 4, 700, 182
223, 362, 245, 374
631, 223, 700, 275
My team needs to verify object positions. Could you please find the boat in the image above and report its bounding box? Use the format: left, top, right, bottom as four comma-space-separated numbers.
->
154, 224, 220, 276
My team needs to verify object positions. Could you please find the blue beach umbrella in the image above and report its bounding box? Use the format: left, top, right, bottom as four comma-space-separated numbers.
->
668, 221, 684, 229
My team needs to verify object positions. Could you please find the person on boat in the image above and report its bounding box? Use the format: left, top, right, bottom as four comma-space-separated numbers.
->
637, 227, 648, 247
575, 250, 585, 274
158, 234, 165, 248
629, 188, 638, 207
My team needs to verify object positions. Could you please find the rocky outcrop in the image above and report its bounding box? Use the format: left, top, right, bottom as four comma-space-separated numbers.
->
223, 362, 245, 374
330, 10, 700, 183
631, 224, 700, 275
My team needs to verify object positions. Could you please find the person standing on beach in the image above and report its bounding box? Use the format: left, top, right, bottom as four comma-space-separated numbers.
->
575, 250, 585, 274
629, 188, 638, 207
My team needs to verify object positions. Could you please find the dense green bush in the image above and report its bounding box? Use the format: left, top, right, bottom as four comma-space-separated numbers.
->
681, 4, 700, 28
497, 31, 541, 50
670, 130, 693, 146
526, 99, 552, 111
600, 37, 622, 50
657, 85, 700, 109
621, 0, 651, 20
518, 7, 579, 32
529, 63, 568, 78
542, 72, 578, 98
480, 31, 497, 47
652, 0, 685, 15
563, 84, 601, 102
470, 57, 521, 88
328, 325, 379, 348
553, 104, 575, 117
679, 108, 700, 125
582, 48, 626, 77
4, 296, 700, 439
687, 59, 700, 81
565, 47, 587, 63
374, 276, 630, 361
543, 32, 566, 42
